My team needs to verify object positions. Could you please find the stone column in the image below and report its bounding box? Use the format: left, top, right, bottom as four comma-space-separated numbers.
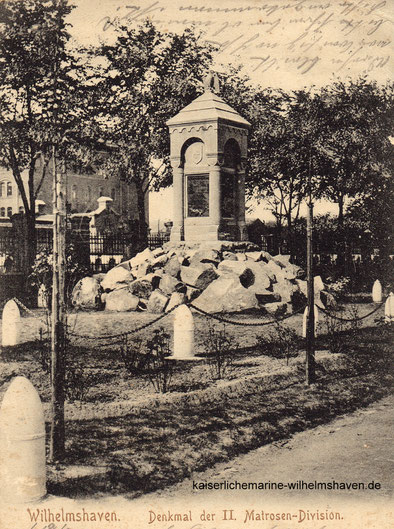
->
170, 166, 184, 241
209, 166, 221, 238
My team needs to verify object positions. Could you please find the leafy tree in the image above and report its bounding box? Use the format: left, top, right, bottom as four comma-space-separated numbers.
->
244, 88, 322, 258
315, 78, 394, 229
86, 21, 215, 250
0, 0, 86, 271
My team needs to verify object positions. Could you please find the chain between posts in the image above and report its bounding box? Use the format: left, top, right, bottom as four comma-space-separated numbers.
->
318, 300, 386, 322
1, 295, 387, 343
188, 302, 307, 326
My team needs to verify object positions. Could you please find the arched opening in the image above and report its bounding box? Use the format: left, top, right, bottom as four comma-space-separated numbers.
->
221, 139, 241, 218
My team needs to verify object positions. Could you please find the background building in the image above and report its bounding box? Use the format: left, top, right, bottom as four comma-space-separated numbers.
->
0, 158, 148, 225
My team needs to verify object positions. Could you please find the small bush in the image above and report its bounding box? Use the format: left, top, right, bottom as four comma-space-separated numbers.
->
257, 322, 301, 364
201, 323, 238, 380
119, 336, 150, 375
145, 328, 173, 393
65, 358, 95, 403
319, 304, 361, 355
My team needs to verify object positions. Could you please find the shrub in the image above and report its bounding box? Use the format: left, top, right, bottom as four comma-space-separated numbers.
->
319, 304, 361, 355
119, 336, 150, 375
29, 243, 90, 308
145, 328, 173, 393
201, 323, 238, 380
257, 322, 301, 364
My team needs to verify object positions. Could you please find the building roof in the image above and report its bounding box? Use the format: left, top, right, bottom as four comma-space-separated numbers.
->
166, 90, 250, 128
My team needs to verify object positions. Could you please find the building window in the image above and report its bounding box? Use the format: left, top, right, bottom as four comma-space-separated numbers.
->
7, 207, 12, 217
87, 186, 91, 202
0, 207, 5, 217
111, 187, 116, 200
7, 182, 12, 196
19, 206, 24, 213
72, 184, 77, 202
0, 182, 4, 197
99, 186, 103, 197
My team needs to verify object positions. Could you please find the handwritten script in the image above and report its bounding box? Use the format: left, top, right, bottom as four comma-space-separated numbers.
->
93, 0, 393, 86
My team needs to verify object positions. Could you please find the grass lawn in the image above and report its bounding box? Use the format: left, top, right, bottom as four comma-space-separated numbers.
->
0, 300, 392, 498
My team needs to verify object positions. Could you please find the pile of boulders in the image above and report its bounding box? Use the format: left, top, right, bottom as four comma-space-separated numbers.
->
71, 242, 330, 314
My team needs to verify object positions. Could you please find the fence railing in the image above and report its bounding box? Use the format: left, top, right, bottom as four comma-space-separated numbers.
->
0, 231, 171, 274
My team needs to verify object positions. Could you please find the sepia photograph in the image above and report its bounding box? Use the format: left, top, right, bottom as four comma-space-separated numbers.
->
0, 0, 393, 527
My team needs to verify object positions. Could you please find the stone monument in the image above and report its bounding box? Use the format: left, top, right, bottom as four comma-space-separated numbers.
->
166, 76, 250, 242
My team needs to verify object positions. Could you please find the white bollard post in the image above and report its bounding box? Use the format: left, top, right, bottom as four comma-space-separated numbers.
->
0, 376, 46, 503
372, 279, 382, 303
302, 304, 319, 338
2, 299, 21, 347
173, 304, 195, 359
385, 292, 394, 322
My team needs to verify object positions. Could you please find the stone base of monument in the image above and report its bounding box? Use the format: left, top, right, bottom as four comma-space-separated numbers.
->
163, 240, 261, 253
71, 241, 330, 316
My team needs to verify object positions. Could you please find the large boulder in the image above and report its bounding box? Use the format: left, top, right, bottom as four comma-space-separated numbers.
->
71, 276, 101, 309
160, 274, 185, 296
189, 248, 220, 268
222, 251, 238, 261
165, 292, 187, 312
100, 266, 134, 292
150, 253, 168, 270
128, 248, 154, 269
273, 279, 300, 303
254, 291, 279, 305
263, 301, 289, 315
133, 261, 152, 279
147, 289, 169, 313
164, 255, 182, 278
193, 275, 259, 313
245, 251, 263, 261
273, 254, 291, 267
128, 277, 156, 299
217, 261, 255, 288
264, 259, 286, 282
180, 265, 218, 290
245, 262, 272, 292
280, 263, 305, 281
105, 289, 139, 312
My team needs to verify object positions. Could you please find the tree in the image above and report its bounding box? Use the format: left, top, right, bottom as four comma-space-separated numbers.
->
244, 88, 322, 258
0, 0, 85, 271
315, 78, 394, 229
87, 21, 215, 250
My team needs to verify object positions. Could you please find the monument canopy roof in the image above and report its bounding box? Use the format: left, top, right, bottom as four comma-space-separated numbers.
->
166, 90, 250, 128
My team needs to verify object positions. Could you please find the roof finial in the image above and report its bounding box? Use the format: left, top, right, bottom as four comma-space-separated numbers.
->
203, 71, 220, 93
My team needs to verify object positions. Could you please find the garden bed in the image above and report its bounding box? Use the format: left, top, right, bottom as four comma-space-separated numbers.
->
0, 302, 392, 498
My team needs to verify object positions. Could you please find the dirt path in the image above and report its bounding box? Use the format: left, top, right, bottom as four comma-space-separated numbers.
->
145, 394, 393, 503
2, 396, 393, 529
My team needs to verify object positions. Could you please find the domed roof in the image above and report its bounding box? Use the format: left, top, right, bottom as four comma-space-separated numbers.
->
166, 90, 250, 128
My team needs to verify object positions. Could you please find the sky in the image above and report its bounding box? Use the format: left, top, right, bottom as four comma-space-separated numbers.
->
66, 0, 393, 229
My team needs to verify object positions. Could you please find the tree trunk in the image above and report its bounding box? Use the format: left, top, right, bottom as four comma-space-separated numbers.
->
286, 211, 294, 261
336, 194, 346, 276
136, 182, 148, 252
25, 209, 37, 273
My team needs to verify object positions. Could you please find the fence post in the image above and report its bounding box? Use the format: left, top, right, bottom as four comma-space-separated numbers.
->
0, 376, 46, 502
385, 292, 394, 322
172, 304, 195, 359
2, 299, 20, 347
372, 279, 382, 303
302, 304, 319, 338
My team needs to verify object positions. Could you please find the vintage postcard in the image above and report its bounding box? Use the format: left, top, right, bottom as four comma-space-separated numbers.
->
0, 0, 393, 528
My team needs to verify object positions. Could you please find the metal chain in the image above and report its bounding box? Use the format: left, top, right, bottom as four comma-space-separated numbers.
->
67, 301, 182, 340
11, 297, 49, 326
318, 299, 386, 322
189, 302, 307, 327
